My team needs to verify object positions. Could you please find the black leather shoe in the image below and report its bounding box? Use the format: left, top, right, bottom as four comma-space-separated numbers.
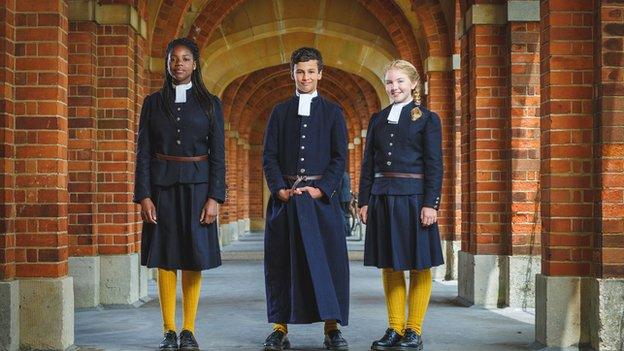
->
323, 329, 348, 350
159, 330, 178, 350
263, 330, 291, 351
371, 328, 403, 350
179, 330, 199, 351
397, 329, 423, 350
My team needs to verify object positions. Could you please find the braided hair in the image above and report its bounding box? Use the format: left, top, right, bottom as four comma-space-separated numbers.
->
161, 37, 217, 127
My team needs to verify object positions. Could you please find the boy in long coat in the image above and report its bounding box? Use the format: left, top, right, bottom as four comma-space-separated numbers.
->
262, 47, 349, 351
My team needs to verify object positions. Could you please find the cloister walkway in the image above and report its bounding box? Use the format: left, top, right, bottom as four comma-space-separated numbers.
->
74, 233, 535, 351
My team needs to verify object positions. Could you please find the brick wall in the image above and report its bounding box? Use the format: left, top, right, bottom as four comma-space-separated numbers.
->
594, 0, 624, 278
14, 0, 69, 278
0, 0, 16, 280
540, 0, 595, 277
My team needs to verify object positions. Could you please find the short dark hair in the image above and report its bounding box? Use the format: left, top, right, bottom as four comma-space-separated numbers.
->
290, 47, 323, 72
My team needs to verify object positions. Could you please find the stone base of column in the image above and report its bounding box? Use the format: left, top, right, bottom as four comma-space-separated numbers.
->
501, 255, 540, 308
219, 221, 240, 246
250, 218, 265, 231
588, 278, 624, 351
239, 218, 250, 232
100, 253, 139, 306
431, 240, 460, 281
457, 251, 503, 307
19, 277, 74, 351
68, 256, 100, 308
535, 274, 582, 348
0, 280, 19, 351
138, 265, 150, 302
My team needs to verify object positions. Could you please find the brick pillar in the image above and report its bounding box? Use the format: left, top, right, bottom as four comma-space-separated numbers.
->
237, 138, 250, 233
221, 132, 238, 245
426, 60, 458, 281
14, 1, 73, 349
504, 4, 542, 309
0, 2, 19, 350
536, 0, 595, 347
587, 1, 624, 350
353, 136, 362, 194
249, 144, 264, 231
94, 3, 145, 306
458, 1, 510, 307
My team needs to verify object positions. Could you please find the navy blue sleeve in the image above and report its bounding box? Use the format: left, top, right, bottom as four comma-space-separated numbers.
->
316, 107, 348, 199
422, 112, 443, 209
262, 107, 287, 196
207, 97, 226, 204
133, 94, 152, 204
357, 113, 377, 207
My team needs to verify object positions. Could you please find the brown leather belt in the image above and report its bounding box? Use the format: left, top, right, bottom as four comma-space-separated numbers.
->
283, 175, 322, 190
155, 153, 208, 162
375, 172, 424, 179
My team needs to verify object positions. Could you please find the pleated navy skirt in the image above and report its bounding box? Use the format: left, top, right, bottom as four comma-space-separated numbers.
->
364, 194, 444, 271
141, 182, 221, 271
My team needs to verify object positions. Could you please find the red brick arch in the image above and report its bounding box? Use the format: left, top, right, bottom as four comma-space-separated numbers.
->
412, 0, 452, 57
149, 0, 192, 57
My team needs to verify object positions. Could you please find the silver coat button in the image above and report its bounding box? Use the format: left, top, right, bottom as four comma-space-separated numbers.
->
176, 140, 181, 145
303, 124, 307, 128
302, 135, 306, 139
300, 158, 304, 161
177, 107, 181, 111
176, 117, 180, 122
388, 152, 392, 155
300, 168, 306, 173
301, 146, 305, 150
389, 142, 393, 146
386, 161, 391, 166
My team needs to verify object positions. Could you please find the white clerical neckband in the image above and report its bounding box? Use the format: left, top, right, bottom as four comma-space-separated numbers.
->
387, 98, 413, 124
174, 81, 193, 103
295, 90, 318, 116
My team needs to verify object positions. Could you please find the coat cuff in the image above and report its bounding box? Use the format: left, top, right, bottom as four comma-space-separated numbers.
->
423, 193, 440, 210
316, 182, 336, 201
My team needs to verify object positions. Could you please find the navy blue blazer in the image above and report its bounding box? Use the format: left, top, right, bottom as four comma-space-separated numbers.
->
133, 89, 226, 204
263, 95, 348, 199
358, 102, 442, 209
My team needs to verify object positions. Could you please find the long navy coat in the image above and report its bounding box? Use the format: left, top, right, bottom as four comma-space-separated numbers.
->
263, 94, 350, 325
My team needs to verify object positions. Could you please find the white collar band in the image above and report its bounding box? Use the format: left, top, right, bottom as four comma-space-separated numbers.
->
296, 90, 318, 116
387, 98, 413, 124
174, 81, 193, 103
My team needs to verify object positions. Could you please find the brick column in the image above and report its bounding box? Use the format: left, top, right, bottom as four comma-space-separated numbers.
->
587, 1, 624, 350
237, 138, 250, 233
458, 1, 510, 307
425, 57, 458, 281
221, 132, 239, 245
249, 144, 264, 231
504, 2, 541, 308
14, 1, 73, 349
67, 17, 99, 308
536, 0, 595, 347
0, 1, 19, 350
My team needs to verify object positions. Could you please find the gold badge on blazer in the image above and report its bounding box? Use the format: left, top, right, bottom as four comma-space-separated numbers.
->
411, 107, 422, 121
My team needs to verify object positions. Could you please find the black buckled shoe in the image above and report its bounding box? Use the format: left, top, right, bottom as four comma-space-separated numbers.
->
159, 330, 178, 350
179, 330, 199, 351
323, 329, 348, 350
397, 329, 423, 350
263, 330, 291, 351
371, 328, 402, 350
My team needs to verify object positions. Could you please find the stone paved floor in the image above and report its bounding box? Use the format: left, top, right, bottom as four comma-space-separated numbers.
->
75, 233, 536, 351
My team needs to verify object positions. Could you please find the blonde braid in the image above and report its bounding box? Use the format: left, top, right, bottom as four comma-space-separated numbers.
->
411, 79, 422, 120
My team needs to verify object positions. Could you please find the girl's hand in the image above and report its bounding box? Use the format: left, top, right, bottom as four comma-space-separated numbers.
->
421, 207, 438, 226
200, 198, 219, 224
359, 205, 368, 225
140, 198, 157, 224
294, 186, 323, 199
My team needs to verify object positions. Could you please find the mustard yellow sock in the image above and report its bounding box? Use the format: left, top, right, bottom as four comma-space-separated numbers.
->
324, 320, 339, 334
382, 268, 406, 335
406, 269, 432, 335
181, 270, 202, 333
273, 323, 288, 334
157, 268, 177, 332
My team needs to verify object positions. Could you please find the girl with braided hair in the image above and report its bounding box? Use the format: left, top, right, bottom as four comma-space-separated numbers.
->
358, 59, 444, 351
134, 37, 225, 351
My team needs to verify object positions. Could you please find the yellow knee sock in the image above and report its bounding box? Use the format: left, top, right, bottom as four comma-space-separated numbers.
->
158, 268, 177, 333
181, 270, 202, 333
382, 268, 406, 335
406, 269, 432, 335
273, 323, 288, 334
324, 320, 338, 334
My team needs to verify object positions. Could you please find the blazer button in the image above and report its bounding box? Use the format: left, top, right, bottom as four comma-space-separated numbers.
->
300, 158, 304, 161
303, 124, 307, 128
301, 146, 305, 150
390, 133, 394, 137
388, 152, 392, 156
176, 140, 181, 145
176, 117, 180, 122
300, 168, 306, 173
177, 107, 181, 111
389, 142, 393, 146
177, 129, 181, 133
386, 161, 392, 166
302, 135, 306, 139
